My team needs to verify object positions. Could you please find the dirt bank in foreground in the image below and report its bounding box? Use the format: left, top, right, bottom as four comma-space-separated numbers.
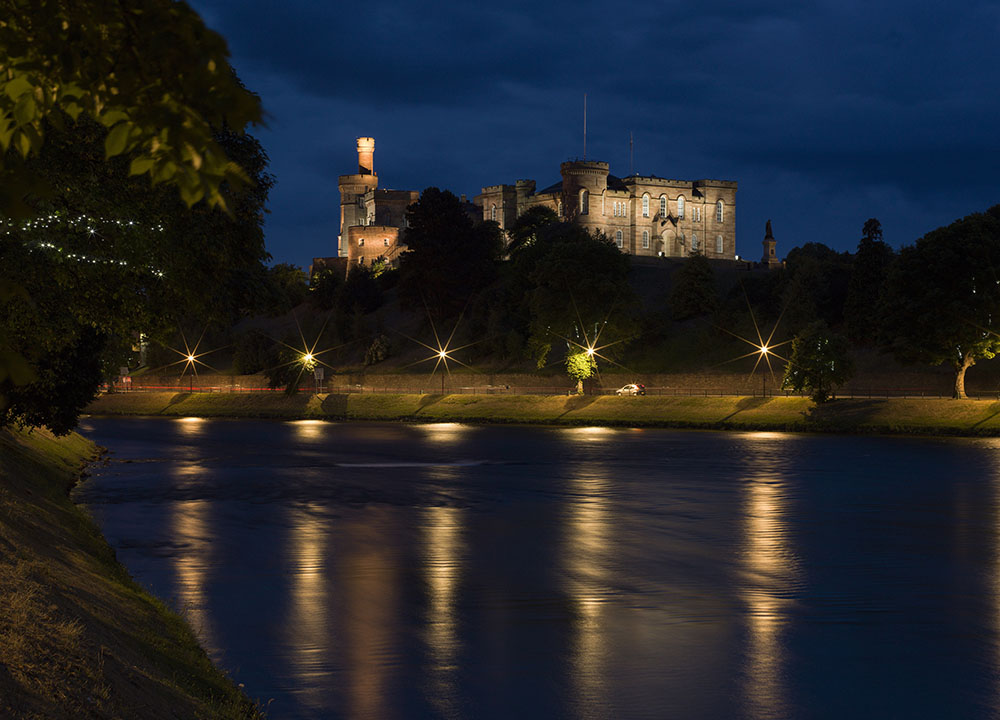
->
87, 391, 1000, 436
0, 427, 260, 719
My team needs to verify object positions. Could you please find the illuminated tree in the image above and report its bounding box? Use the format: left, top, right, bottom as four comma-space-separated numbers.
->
782, 321, 853, 403
565, 348, 597, 395
880, 206, 1000, 399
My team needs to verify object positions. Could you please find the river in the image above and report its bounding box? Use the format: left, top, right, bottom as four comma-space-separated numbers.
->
75, 416, 1000, 719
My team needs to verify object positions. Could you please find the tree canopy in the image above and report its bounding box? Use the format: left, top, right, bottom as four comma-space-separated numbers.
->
880, 205, 1000, 398
844, 218, 895, 344
0, 2, 271, 432
0, 0, 262, 215
398, 187, 503, 319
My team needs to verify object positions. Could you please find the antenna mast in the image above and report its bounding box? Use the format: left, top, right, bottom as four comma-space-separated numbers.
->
583, 93, 587, 160
629, 131, 634, 175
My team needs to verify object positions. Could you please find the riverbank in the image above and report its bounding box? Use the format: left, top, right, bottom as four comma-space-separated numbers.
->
86, 391, 1000, 436
0, 427, 260, 719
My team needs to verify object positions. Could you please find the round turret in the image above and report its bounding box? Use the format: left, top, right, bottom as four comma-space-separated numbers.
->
357, 137, 375, 175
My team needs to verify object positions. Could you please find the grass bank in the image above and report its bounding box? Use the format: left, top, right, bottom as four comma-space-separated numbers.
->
87, 391, 1000, 436
0, 427, 260, 719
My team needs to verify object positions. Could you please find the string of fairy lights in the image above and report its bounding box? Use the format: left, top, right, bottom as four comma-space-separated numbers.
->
5, 213, 166, 277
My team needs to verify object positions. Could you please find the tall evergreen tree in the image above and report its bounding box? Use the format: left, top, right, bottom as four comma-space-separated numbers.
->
844, 218, 895, 344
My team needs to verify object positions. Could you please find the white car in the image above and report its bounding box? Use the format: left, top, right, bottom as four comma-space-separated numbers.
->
616, 384, 646, 396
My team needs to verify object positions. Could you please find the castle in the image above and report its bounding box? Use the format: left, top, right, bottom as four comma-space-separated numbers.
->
319, 137, 743, 276
477, 162, 736, 259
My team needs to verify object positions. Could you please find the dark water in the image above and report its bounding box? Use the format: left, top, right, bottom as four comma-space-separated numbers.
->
75, 417, 1000, 719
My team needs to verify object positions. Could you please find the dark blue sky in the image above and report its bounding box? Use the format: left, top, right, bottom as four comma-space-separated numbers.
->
193, 0, 999, 268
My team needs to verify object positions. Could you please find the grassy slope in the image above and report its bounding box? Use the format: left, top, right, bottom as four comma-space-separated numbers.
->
0, 428, 259, 720
87, 391, 1000, 436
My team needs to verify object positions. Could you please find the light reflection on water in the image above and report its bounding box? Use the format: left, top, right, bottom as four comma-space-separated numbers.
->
286, 503, 330, 711
565, 457, 611, 716
75, 418, 1000, 719
171, 497, 216, 655
735, 432, 802, 720
422, 467, 464, 717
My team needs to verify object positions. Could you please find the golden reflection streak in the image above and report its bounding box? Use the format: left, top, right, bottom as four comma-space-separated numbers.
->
422, 482, 464, 717
172, 498, 217, 657
737, 433, 799, 720
342, 510, 397, 720
565, 463, 611, 713
290, 419, 325, 441
286, 503, 330, 711
419, 422, 471, 448
175, 416, 205, 437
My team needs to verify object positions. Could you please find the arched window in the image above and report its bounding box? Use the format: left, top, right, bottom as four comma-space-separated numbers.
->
642, 194, 650, 217
716, 200, 724, 223
358, 238, 365, 247
384, 238, 389, 247
580, 189, 589, 215
490, 204, 496, 222
615, 230, 623, 248
677, 195, 685, 219
716, 235, 724, 253
659, 195, 667, 217
691, 233, 699, 252
642, 230, 649, 249
694, 206, 701, 222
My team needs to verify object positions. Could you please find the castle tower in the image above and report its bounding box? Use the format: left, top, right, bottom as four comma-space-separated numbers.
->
560, 160, 609, 220
762, 219, 780, 267
356, 136, 375, 175
337, 137, 380, 255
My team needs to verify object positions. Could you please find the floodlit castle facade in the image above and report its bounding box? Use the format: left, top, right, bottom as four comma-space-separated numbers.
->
477, 160, 737, 259
316, 138, 739, 277
335, 137, 418, 269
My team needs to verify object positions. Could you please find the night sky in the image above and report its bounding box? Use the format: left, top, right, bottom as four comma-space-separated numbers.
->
192, 0, 999, 269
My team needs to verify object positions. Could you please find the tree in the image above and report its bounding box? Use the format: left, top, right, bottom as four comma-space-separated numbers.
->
0, 0, 261, 215
565, 348, 597, 394
880, 206, 1000, 399
668, 252, 717, 321
780, 242, 853, 333
506, 205, 558, 256
523, 224, 638, 369
0, 3, 271, 432
782, 321, 854, 403
398, 187, 503, 319
844, 218, 895, 344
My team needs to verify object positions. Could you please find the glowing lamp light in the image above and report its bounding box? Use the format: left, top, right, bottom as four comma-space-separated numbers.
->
760, 346, 769, 355
186, 354, 196, 363
585, 346, 596, 357
438, 350, 448, 360
302, 353, 314, 363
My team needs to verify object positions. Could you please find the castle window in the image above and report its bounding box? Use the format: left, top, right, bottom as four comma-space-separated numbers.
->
691, 233, 699, 252
694, 206, 701, 222
558, 200, 563, 216
642, 230, 649, 249
615, 230, 623, 248
717, 200, 724, 223
677, 196, 685, 219
491, 204, 497, 222
659, 195, 667, 217
580, 189, 589, 215
358, 238, 364, 247
384, 238, 389, 247
716, 235, 724, 253
642, 194, 650, 217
